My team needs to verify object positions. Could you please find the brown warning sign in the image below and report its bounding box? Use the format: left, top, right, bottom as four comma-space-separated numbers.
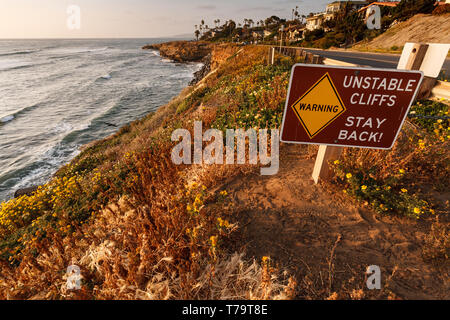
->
280, 64, 423, 149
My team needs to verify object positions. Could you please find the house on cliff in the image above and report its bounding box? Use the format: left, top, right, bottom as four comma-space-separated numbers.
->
357, 1, 400, 17
306, 1, 367, 31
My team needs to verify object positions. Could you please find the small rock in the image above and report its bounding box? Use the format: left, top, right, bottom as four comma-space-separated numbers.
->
14, 186, 39, 198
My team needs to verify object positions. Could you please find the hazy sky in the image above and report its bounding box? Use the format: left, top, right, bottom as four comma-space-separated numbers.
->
0, 0, 331, 39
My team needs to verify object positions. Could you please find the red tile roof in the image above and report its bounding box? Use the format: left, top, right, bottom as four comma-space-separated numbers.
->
358, 2, 400, 13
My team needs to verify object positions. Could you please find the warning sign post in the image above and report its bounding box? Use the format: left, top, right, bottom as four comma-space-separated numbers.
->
280, 64, 423, 149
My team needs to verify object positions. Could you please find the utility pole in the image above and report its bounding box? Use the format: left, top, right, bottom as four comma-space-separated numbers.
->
279, 25, 284, 53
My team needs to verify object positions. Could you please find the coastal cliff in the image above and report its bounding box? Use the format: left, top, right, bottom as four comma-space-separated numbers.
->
143, 41, 241, 85
142, 41, 212, 62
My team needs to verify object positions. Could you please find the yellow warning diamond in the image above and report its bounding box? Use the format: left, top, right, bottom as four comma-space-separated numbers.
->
291, 72, 346, 139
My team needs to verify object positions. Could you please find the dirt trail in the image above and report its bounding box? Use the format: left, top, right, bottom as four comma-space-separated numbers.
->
222, 144, 448, 299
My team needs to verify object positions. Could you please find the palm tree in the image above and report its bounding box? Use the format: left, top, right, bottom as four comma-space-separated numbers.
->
199, 20, 205, 36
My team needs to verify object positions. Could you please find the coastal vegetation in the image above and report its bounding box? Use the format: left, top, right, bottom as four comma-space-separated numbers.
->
0, 41, 448, 299
0, 45, 298, 299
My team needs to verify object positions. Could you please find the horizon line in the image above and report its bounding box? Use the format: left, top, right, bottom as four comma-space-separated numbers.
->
0, 36, 194, 41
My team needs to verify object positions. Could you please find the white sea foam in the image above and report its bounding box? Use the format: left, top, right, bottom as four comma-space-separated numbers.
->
0, 115, 14, 123
0, 59, 33, 71
170, 71, 195, 79
0, 39, 197, 201
0, 49, 40, 57
47, 47, 109, 55
50, 122, 73, 134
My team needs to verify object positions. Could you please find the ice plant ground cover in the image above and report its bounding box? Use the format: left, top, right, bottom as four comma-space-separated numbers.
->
0, 44, 448, 299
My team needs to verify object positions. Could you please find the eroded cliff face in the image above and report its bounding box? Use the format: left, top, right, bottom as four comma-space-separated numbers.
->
143, 41, 241, 65
143, 41, 242, 85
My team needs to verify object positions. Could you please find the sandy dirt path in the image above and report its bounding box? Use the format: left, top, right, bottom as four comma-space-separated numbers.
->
222, 144, 449, 299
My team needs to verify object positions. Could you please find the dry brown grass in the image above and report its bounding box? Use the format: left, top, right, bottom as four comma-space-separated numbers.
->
0, 44, 297, 300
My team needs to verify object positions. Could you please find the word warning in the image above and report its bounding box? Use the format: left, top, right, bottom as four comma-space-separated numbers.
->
280, 64, 423, 149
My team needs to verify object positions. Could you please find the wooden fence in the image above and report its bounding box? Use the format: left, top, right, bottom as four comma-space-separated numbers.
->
268, 46, 324, 65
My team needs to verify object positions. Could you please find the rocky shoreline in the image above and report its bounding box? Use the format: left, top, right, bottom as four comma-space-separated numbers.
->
143, 41, 214, 86
189, 53, 211, 86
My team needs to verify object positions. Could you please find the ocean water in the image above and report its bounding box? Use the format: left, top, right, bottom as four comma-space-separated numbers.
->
0, 38, 201, 202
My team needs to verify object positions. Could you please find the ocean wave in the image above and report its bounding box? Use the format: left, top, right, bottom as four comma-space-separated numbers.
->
49, 122, 74, 134
47, 47, 109, 56
148, 50, 160, 57
0, 104, 40, 125
0, 49, 40, 57
83, 87, 157, 131
169, 71, 195, 79
0, 39, 196, 201
0, 60, 34, 71
0, 142, 81, 201
0, 115, 14, 123
94, 74, 113, 83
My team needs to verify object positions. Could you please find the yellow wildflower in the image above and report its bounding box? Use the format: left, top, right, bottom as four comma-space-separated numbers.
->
217, 217, 230, 228
210, 236, 218, 247
346, 173, 352, 179
361, 185, 367, 191
413, 208, 421, 214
